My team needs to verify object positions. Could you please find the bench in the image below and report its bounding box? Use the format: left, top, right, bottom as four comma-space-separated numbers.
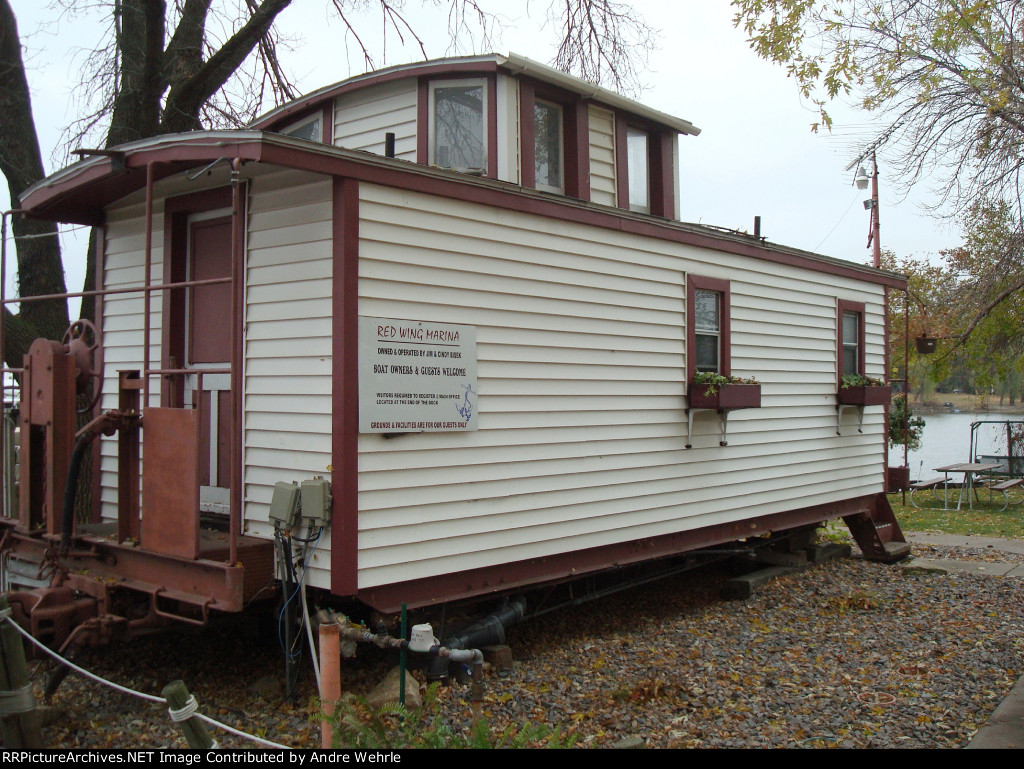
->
990, 478, 1024, 492
909, 477, 949, 509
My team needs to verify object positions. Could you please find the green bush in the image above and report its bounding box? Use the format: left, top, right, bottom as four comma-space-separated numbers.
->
323, 683, 576, 749
889, 394, 925, 450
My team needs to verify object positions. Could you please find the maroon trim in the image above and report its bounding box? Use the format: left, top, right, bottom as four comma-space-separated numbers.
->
229, 175, 246, 564
651, 129, 675, 219
21, 135, 907, 290
22, 161, 114, 226
615, 113, 629, 210
161, 187, 233, 407
255, 60, 502, 132
519, 77, 588, 198
519, 81, 536, 189
837, 299, 867, 384
486, 74, 498, 180
416, 78, 429, 165
321, 105, 333, 145
415, 74, 496, 177
687, 275, 731, 380
614, 115, 675, 217
883, 288, 890, 477
568, 101, 589, 200
331, 177, 360, 596
91, 225, 106, 523
356, 495, 879, 612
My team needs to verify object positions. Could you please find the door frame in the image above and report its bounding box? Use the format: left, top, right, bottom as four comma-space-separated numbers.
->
162, 188, 238, 515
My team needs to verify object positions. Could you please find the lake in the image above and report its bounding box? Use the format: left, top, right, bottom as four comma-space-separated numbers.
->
898, 410, 1024, 481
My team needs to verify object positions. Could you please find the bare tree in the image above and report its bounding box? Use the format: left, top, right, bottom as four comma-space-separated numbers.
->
551, 0, 656, 95
2, 0, 656, 366
1, 0, 68, 365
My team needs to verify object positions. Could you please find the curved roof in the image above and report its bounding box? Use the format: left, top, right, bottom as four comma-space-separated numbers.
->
251, 53, 701, 136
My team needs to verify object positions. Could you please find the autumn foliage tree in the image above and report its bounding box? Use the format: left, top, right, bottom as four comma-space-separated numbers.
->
732, 0, 1024, 346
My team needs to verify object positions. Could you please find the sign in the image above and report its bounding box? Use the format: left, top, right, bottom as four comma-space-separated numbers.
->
359, 317, 478, 432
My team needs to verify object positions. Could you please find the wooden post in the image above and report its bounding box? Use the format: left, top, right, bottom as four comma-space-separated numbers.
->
320, 622, 340, 748
162, 680, 214, 749
470, 660, 484, 724
0, 597, 43, 748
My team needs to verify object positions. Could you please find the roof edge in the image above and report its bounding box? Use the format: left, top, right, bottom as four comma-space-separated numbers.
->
250, 52, 700, 136
19, 130, 901, 289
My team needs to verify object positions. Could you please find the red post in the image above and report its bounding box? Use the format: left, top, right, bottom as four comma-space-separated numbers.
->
320, 622, 341, 748
871, 151, 882, 269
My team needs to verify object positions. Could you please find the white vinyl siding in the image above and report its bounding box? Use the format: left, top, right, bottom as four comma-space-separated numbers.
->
98, 201, 165, 518
496, 73, 519, 184
588, 106, 617, 206
333, 81, 417, 160
95, 160, 889, 598
355, 184, 886, 588
242, 169, 335, 587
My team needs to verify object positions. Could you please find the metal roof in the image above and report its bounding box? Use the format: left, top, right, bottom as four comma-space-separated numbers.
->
250, 53, 701, 136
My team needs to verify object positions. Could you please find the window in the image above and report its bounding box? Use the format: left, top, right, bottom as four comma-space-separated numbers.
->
534, 99, 564, 192
837, 300, 865, 379
687, 276, 731, 380
615, 116, 674, 217
430, 80, 486, 172
518, 80, 586, 197
694, 290, 721, 372
281, 113, 323, 143
626, 127, 650, 213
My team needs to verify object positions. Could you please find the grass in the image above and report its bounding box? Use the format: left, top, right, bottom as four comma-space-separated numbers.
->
888, 489, 1024, 538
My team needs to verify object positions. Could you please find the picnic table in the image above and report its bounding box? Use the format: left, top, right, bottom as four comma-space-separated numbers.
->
910, 462, 1005, 511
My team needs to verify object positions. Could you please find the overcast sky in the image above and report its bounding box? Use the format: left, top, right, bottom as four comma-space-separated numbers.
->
7, 1, 961, 310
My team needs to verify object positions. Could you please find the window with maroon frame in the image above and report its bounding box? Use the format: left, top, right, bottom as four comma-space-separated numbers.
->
837, 300, 866, 380
518, 79, 588, 199
615, 115, 675, 218
687, 275, 731, 380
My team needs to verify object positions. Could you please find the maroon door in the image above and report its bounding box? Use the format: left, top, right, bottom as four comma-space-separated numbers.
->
187, 215, 232, 513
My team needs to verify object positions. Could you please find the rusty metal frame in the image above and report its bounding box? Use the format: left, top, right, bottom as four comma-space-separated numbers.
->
0, 524, 258, 613
1, 168, 246, 568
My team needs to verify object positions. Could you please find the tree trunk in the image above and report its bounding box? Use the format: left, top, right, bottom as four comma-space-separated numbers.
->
0, 0, 68, 365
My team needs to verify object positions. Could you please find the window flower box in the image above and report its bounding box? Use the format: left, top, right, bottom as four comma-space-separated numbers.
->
838, 375, 890, 406
688, 380, 761, 410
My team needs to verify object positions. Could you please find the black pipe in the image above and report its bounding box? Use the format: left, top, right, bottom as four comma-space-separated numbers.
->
280, 535, 300, 701
426, 596, 526, 680
385, 132, 396, 158
61, 432, 96, 550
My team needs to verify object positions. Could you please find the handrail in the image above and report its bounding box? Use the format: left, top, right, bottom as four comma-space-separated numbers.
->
0, 276, 231, 306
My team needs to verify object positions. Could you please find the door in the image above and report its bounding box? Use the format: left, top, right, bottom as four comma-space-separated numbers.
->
185, 212, 233, 515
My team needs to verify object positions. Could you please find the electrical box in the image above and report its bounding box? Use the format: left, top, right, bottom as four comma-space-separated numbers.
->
301, 478, 332, 527
269, 482, 300, 528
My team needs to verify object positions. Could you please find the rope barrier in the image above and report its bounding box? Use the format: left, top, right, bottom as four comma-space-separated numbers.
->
0, 683, 36, 714
4, 619, 163, 704
168, 695, 200, 722
1, 616, 292, 749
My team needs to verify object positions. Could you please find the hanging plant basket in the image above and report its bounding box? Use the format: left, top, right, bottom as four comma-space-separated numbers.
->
915, 336, 937, 354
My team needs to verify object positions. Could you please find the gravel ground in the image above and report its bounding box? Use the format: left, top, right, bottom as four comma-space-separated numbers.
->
26, 541, 1024, 750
